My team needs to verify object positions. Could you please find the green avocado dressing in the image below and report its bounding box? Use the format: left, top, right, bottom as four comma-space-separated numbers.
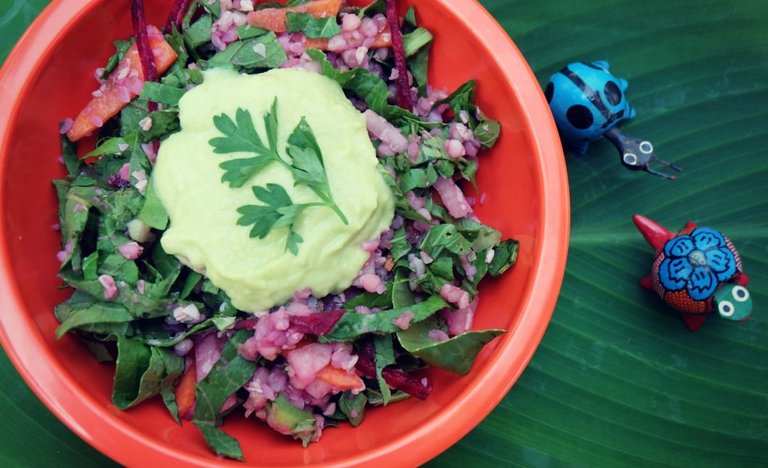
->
153, 68, 394, 312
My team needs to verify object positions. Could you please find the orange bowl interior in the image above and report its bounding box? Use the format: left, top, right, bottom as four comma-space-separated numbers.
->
0, 0, 569, 465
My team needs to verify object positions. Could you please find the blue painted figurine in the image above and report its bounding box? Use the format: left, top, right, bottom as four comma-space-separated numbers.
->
546, 60, 681, 179
633, 214, 752, 330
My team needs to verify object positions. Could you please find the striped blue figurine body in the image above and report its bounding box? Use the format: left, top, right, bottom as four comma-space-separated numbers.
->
546, 61, 680, 179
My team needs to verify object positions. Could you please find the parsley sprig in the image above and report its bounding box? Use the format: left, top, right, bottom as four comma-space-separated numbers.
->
209, 99, 288, 188
236, 184, 327, 255
209, 99, 347, 254
286, 117, 349, 225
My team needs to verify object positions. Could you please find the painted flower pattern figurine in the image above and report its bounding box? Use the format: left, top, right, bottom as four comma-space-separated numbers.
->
633, 214, 752, 330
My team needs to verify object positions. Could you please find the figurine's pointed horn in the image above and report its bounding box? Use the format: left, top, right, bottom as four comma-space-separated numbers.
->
632, 214, 674, 250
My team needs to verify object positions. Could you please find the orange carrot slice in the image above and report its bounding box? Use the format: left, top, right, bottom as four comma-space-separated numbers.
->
67, 25, 177, 142
316, 365, 365, 392
175, 359, 197, 420
246, 0, 343, 33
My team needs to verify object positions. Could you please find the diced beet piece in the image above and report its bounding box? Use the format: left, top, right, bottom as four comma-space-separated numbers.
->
233, 317, 260, 330
290, 310, 346, 336
356, 340, 432, 400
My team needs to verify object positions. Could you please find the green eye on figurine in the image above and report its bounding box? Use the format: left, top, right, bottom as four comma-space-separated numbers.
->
547, 60, 681, 179
633, 214, 752, 330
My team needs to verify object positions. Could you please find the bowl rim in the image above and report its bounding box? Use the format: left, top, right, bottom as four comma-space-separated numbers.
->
0, 0, 570, 465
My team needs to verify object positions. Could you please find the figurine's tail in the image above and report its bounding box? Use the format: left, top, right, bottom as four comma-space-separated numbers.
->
633, 214, 674, 251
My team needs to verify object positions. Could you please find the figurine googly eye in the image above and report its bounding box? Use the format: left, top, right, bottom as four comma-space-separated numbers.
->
732, 286, 750, 302
718, 301, 735, 317
639, 141, 653, 154
623, 153, 638, 165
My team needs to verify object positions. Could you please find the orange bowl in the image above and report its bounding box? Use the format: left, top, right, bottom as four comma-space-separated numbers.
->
0, 0, 569, 465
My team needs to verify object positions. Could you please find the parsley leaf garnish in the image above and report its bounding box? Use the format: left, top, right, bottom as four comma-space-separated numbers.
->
212, 100, 348, 255
287, 117, 348, 224
237, 183, 322, 255
209, 99, 288, 188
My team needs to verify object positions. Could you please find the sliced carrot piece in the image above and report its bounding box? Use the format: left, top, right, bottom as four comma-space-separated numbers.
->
316, 365, 365, 392
246, 0, 343, 33
67, 25, 177, 142
304, 25, 392, 50
175, 358, 197, 420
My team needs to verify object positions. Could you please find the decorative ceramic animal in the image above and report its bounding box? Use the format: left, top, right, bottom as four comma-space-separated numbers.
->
546, 61, 681, 179
633, 214, 752, 330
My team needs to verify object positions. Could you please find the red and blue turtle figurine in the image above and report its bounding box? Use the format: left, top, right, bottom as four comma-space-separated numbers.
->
633, 214, 752, 330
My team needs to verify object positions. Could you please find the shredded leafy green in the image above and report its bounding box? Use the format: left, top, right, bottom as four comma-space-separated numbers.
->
285, 12, 340, 38
397, 318, 504, 375
321, 296, 448, 342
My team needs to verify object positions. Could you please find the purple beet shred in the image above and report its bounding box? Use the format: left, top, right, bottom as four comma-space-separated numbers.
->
130, 0, 159, 112
386, 0, 414, 110
165, 0, 192, 33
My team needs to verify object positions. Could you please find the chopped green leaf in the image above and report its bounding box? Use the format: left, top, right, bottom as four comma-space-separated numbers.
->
82, 251, 99, 281
55, 299, 133, 339
184, 14, 213, 49
81, 137, 127, 160
101, 39, 133, 79
137, 109, 180, 143
195, 423, 244, 461
397, 319, 504, 375
266, 394, 318, 447
402, 27, 433, 58
138, 178, 168, 229
285, 12, 340, 39
193, 330, 255, 425
207, 34, 287, 70
60, 135, 81, 178
420, 224, 473, 258
441, 80, 476, 116
373, 335, 395, 404
408, 43, 430, 94
404, 6, 417, 26
305, 49, 355, 86
112, 338, 184, 410
321, 295, 448, 342
475, 119, 501, 148
338, 391, 367, 426
488, 239, 519, 276
237, 24, 268, 40
139, 82, 186, 106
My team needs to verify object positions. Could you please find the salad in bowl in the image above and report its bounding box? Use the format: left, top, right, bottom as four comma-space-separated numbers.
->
53, 0, 517, 460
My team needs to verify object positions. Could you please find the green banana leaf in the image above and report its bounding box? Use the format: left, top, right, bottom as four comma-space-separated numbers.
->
1, 0, 766, 466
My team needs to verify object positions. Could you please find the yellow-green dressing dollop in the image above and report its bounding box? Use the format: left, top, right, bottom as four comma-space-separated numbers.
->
153, 68, 394, 312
